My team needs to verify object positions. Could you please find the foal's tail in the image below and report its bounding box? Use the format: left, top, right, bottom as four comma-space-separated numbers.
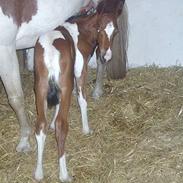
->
106, 3, 128, 79
47, 78, 60, 107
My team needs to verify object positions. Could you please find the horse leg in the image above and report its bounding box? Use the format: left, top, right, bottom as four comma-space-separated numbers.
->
56, 87, 72, 182
92, 57, 106, 99
17, 50, 25, 72
25, 48, 34, 71
75, 64, 92, 135
50, 104, 59, 130
0, 45, 31, 152
34, 78, 48, 181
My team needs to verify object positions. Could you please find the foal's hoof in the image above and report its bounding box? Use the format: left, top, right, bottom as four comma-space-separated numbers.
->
16, 137, 31, 152
50, 122, 55, 130
60, 175, 73, 183
34, 168, 44, 181
72, 88, 77, 96
83, 129, 93, 135
92, 90, 103, 99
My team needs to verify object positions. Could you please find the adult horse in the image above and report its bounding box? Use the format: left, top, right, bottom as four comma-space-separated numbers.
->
0, 0, 100, 152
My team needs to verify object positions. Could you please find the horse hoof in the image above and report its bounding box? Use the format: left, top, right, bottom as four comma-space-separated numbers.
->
34, 169, 44, 181
60, 175, 73, 182
72, 88, 77, 96
50, 125, 55, 130
92, 90, 103, 99
82, 129, 93, 135
16, 137, 31, 152
50, 123, 55, 130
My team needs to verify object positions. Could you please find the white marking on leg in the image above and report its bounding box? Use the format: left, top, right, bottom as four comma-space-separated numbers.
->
78, 87, 91, 134
35, 130, 46, 181
50, 104, 60, 130
59, 154, 72, 182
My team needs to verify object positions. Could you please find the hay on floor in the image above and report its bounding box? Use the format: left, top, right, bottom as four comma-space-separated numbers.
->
1, 66, 183, 183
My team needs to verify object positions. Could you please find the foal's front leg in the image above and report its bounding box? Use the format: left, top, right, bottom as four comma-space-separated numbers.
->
75, 63, 92, 135
25, 48, 35, 71
92, 57, 106, 99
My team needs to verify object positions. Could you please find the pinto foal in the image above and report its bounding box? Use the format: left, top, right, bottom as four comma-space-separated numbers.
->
34, 0, 124, 181
34, 28, 74, 181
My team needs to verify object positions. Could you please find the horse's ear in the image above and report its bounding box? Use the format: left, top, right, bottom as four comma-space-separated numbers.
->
116, 0, 125, 16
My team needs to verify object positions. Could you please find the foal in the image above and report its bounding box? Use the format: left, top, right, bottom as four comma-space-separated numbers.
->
62, 0, 123, 134
34, 0, 124, 181
34, 28, 75, 181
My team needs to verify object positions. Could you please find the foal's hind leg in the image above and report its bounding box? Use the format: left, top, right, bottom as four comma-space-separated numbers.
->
92, 57, 106, 99
34, 77, 48, 181
50, 104, 59, 130
56, 87, 72, 182
0, 46, 31, 152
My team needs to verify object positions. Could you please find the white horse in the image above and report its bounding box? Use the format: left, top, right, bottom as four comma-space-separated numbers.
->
0, 0, 100, 153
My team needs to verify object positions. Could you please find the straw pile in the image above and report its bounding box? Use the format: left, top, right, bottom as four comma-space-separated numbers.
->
1, 66, 183, 183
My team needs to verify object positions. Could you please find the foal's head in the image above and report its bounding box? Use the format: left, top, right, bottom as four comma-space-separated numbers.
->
97, 14, 118, 62
96, 0, 124, 62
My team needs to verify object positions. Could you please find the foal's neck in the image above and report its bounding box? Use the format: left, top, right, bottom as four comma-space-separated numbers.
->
70, 13, 99, 41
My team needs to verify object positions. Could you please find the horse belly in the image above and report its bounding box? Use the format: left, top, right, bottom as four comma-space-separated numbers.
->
16, 0, 86, 49
0, 8, 18, 45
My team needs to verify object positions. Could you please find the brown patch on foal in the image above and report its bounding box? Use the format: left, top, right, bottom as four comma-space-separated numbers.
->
0, 0, 37, 26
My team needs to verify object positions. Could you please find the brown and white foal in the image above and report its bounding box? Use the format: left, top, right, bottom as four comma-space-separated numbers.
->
34, 0, 123, 181
34, 28, 74, 182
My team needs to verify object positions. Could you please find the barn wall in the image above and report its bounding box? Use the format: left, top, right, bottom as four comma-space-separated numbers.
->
127, 0, 183, 67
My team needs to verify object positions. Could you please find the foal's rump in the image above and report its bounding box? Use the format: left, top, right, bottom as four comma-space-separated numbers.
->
106, 3, 128, 80
35, 27, 75, 107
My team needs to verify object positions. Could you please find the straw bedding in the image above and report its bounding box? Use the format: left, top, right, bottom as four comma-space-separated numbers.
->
1, 66, 183, 183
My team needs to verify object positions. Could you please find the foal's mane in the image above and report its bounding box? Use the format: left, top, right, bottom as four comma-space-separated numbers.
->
67, 12, 96, 25
67, 11, 98, 34
97, 0, 124, 15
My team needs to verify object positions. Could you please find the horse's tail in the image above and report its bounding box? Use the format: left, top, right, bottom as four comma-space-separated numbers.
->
47, 77, 60, 107
106, 3, 128, 79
